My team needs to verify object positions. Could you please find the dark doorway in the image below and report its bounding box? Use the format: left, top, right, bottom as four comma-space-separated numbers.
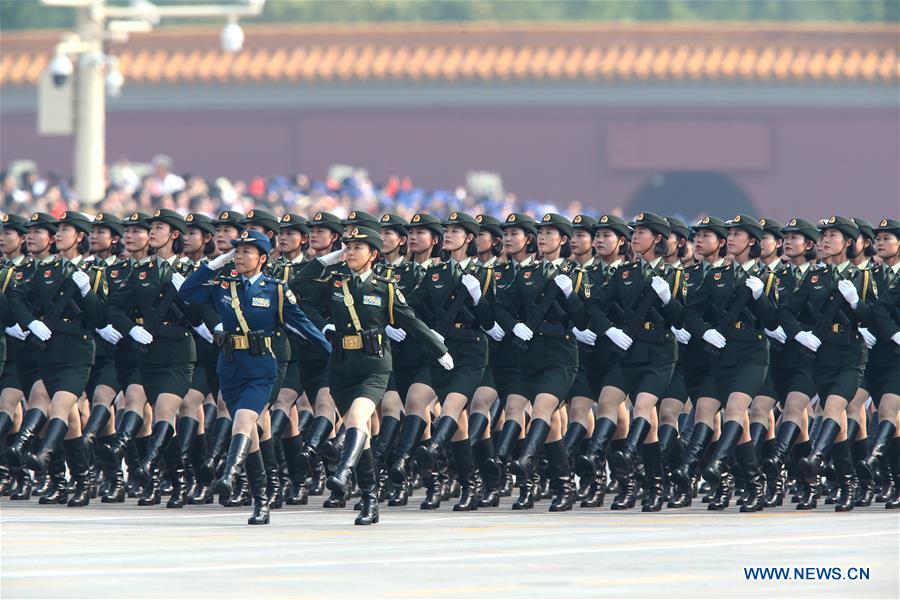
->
626, 172, 754, 224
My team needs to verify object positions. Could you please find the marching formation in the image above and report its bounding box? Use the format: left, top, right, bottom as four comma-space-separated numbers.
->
0, 207, 898, 527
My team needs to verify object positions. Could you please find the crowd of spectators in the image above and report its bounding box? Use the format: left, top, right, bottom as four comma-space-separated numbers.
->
2, 155, 594, 222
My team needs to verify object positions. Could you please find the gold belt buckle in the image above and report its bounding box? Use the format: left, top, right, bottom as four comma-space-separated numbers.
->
832, 323, 840, 333
342, 335, 363, 350
232, 335, 249, 350
454, 323, 464, 329
643, 321, 652, 330
135, 317, 144, 325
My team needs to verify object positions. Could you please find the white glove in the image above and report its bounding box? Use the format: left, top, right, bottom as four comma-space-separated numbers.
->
318, 249, 344, 267
650, 275, 671, 305
512, 323, 533, 342
604, 327, 633, 351
193, 323, 214, 344
27, 320, 52, 342
5, 324, 29, 340
385, 325, 407, 342
764, 326, 787, 344
837, 280, 859, 308
129, 325, 154, 345
438, 353, 454, 371
795, 331, 822, 352
170, 272, 186, 291
858, 327, 876, 349
322, 324, 335, 336
572, 327, 597, 346
671, 326, 691, 345
485, 322, 505, 342
553, 274, 573, 298
745, 276, 764, 300
214, 323, 224, 333
702, 328, 727, 349
429, 328, 445, 344
96, 324, 123, 345
892, 332, 900, 346
71, 270, 91, 297
207, 249, 236, 271
461, 273, 482, 305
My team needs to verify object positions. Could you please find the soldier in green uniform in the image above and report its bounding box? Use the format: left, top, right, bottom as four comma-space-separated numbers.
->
573, 214, 633, 509
780, 216, 875, 511
756, 218, 820, 509
386, 213, 447, 508
405, 211, 495, 511
494, 213, 582, 511
269, 212, 315, 505
8, 211, 101, 506
858, 217, 900, 508
318, 225, 450, 525
668, 216, 730, 509
103, 209, 198, 507
291, 211, 344, 502
680, 215, 778, 512
466, 214, 507, 507
587, 212, 683, 512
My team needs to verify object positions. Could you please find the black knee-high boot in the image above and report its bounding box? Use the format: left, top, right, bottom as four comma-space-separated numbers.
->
851, 438, 874, 506
669, 422, 714, 508
100, 410, 142, 466
202, 416, 232, 478
164, 433, 189, 509
832, 440, 856, 512
260, 438, 282, 509
485, 420, 522, 479
657, 424, 678, 459
176, 416, 200, 468
212, 434, 251, 498
509, 419, 551, 477
798, 418, 841, 484
245, 450, 270, 525
641, 442, 664, 512
298, 410, 314, 438
415, 416, 458, 472
296, 416, 334, 475
8, 408, 47, 467
372, 416, 401, 468
467, 413, 489, 445
0, 411, 13, 441
885, 438, 900, 509
859, 419, 897, 481
474, 437, 500, 507
763, 421, 800, 478
610, 417, 651, 480
65, 437, 92, 507
736, 441, 765, 513
138, 421, 174, 484
326, 427, 367, 496
451, 440, 478, 511
270, 409, 290, 440
575, 417, 617, 477
563, 422, 588, 457
39, 450, 69, 504
25, 418, 68, 472
749, 422, 767, 459
547, 440, 575, 512
388, 415, 426, 483
82, 405, 112, 448
188, 431, 212, 504
282, 435, 308, 505
354, 449, 379, 525
702, 420, 744, 485
202, 404, 217, 447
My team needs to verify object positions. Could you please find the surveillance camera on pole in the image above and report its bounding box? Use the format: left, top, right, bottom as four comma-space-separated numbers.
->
50, 54, 74, 88
220, 19, 244, 54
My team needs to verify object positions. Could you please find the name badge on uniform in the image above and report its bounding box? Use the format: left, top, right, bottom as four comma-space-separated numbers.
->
252, 297, 271, 308
363, 294, 382, 307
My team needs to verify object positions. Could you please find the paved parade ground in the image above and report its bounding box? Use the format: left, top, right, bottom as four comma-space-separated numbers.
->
1, 496, 897, 599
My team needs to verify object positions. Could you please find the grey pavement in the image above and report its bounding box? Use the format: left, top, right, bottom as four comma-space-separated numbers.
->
1, 496, 898, 599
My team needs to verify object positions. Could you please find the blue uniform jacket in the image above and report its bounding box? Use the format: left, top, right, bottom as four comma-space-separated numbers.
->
179, 264, 330, 380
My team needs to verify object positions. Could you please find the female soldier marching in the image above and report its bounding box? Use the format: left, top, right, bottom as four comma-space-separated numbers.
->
179, 230, 329, 524
405, 211, 495, 511
317, 225, 451, 525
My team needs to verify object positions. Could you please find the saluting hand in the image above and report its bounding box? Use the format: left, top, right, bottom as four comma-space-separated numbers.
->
207, 249, 236, 271
71, 270, 91, 297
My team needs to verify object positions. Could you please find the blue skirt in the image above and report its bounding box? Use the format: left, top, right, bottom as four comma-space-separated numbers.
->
220, 373, 277, 415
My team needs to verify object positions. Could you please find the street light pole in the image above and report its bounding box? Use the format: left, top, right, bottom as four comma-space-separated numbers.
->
73, 3, 106, 205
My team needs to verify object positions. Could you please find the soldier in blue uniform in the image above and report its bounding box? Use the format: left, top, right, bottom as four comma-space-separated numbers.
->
179, 230, 330, 524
